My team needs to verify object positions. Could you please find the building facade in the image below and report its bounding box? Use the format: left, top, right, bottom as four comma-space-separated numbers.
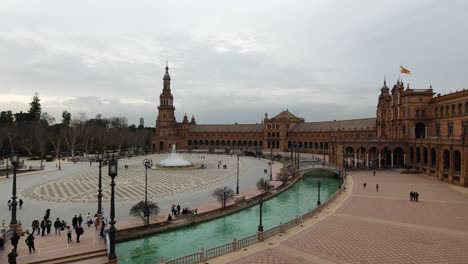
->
151, 67, 468, 187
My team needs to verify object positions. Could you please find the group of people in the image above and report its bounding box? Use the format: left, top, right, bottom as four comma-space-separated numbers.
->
7, 199, 24, 210
170, 204, 198, 220
410, 191, 420, 202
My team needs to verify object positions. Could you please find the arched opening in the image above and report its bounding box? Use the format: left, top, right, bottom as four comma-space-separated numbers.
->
443, 150, 450, 173
409, 147, 414, 163
344, 147, 355, 168
453, 150, 461, 175
314, 142, 319, 149
430, 148, 436, 167
357, 147, 366, 167
416, 147, 421, 163
415, 122, 426, 139
369, 147, 378, 168
393, 147, 404, 168
381, 147, 392, 168
423, 147, 428, 165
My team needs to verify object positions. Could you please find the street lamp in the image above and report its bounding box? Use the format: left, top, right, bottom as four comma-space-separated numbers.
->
10, 152, 19, 230
236, 154, 240, 194
58, 152, 61, 171
107, 155, 118, 261
143, 158, 151, 225
97, 152, 103, 218
257, 197, 264, 232
269, 161, 272, 181
317, 180, 321, 206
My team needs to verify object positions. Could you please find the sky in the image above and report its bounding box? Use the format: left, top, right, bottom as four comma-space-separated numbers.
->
0, 0, 467, 126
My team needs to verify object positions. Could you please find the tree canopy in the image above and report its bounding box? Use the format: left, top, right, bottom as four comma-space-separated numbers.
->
212, 186, 235, 209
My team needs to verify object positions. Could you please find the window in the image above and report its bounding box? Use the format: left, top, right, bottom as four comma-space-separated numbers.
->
446, 105, 449, 115
458, 103, 462, 114
435, 123, 440, 136
465, 102, 468, 114
421, 110, 425, 117
448, 122, 453, 137
440, 107, 443, 116
416, 110, 420, 117
452, 104, 456, 115
435, 107, 438, 117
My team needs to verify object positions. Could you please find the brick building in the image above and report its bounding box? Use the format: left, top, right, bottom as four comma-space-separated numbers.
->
151, 67, 468, 187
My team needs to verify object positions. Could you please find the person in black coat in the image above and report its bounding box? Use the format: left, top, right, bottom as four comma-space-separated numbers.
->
72, 215, 78, 228
10, 232, 20, 252
25, 233, 35, 254
8, 249, 18, 264
75, 226, 84, 243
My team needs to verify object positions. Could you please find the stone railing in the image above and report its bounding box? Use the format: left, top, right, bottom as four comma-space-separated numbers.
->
160, 176, 345, 264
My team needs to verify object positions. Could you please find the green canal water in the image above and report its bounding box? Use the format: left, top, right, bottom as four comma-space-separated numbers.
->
116, 170, 339, 263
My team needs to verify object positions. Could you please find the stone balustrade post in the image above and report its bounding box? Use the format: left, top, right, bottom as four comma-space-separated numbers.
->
258, 231, 264, 242
200, 248, 205, 262
279, 222, 284, 233
232, 238, 238, 251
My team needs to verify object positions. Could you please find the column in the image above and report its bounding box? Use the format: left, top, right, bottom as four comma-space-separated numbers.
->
378, 153, 382, 168
403, 154, 406, 167
366, 153, 369, 167
425, 127, 428, 139
413, 126, 415, 138
354, 153, 358, 167
391, 154, 394, 168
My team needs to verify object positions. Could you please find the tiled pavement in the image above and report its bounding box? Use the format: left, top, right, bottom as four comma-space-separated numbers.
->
211, 170, 468, 264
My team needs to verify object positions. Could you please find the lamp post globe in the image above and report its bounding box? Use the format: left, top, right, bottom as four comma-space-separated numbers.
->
107, 155, 118, 261
143, 158, 151, 225
10, 152, 19, 230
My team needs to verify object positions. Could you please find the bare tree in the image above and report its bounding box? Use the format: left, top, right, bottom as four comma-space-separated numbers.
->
212, 186, 235, 209
129, 201, 160, 224
256, 178, 273, 193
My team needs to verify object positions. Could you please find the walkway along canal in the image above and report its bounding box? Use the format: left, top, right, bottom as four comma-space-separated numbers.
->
116, 168, 340, 263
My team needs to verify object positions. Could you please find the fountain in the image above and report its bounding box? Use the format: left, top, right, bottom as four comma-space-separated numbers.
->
157, 145, 198, 169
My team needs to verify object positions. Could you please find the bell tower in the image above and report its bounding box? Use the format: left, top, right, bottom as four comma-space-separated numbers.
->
154, 64, 177, 151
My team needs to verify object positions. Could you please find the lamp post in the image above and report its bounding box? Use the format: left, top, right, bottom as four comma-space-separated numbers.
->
10, 152, 19, 230
317, 180, 321, 206
257, 197, 264, 232
143, 158, 151, 225
58, 152, 61, 171
236, 154, 240, 194
97, 152, 103, 218
107, 155, 118, 261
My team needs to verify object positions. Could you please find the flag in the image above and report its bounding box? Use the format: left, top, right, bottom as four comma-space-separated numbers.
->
400, 65, 411, 74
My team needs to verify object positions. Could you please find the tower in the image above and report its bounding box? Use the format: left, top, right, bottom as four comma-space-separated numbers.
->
154, 64, 178, 151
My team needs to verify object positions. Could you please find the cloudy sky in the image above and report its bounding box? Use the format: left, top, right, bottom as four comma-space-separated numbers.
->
0, 0, 467, 126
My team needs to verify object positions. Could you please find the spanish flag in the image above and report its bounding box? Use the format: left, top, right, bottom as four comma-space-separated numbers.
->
400, 65, 411, 74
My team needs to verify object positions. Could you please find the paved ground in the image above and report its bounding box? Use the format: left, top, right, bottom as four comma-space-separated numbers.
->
210, 170, 468, 264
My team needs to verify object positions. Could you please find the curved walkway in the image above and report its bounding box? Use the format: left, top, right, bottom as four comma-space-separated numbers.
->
210, 170, 468, 264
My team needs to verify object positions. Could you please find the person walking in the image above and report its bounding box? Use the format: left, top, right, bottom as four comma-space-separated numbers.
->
376, 184, 379, 192
94, 214, 100, 230
75, 225, 83, 243
67, 226, 72, 243
72, 215, 78, 228
25, 233, 36, 254
373, 171, 376, 176
86, 213, 92, 227
32, 220, 40, 235
99, 221, 106, 238
19, 199, 23, 209
8, 200, 12, 210
10, 232, 20, 252
410, 191, 414, 201
363, 182, 367, 189
78, 214, 83, 227
8, 248, 18, 264
415, 192, 419, 202
177, 204, 181, 215
54, 218, 61, 235
46, 218, 52, 235
40, 218, 46, 236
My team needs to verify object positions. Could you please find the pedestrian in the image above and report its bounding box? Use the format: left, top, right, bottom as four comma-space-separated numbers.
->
415, 192, 419, 202
25, 233, 36, 254
10, 232, 19, 252
78, 214, 83, 227
19, 199, 23, 209
410, 191, 414, 201
94, 214, 100, 230
373, 171, 376, 176
72, 215, 78, 228
99, 222, 105, 238
54, 218, 61, 235
46, 218, 52, 235
86, 213, 93, 227
75, 225, 83, 243
32, 220, 40, 235
40, 218, 46, 236
376, 184, 379, 192
177, 204, 181, 215
363, 182, 367, 189
8, 200, 11, 210
8, 248, 18, 264
67, 226, 72, 243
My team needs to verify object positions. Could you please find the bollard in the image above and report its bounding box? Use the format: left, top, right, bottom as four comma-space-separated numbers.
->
257, 231, 264, 242
279, 222, 284, 233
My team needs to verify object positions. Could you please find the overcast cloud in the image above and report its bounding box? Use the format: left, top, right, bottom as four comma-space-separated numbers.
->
0, 0, 467, 126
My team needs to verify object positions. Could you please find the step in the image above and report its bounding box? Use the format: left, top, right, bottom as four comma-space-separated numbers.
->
24, 248, 107, 264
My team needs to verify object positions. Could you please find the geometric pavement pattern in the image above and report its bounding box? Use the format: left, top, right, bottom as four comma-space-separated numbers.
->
226, 249, 307, 264
21, 154, 240, 203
